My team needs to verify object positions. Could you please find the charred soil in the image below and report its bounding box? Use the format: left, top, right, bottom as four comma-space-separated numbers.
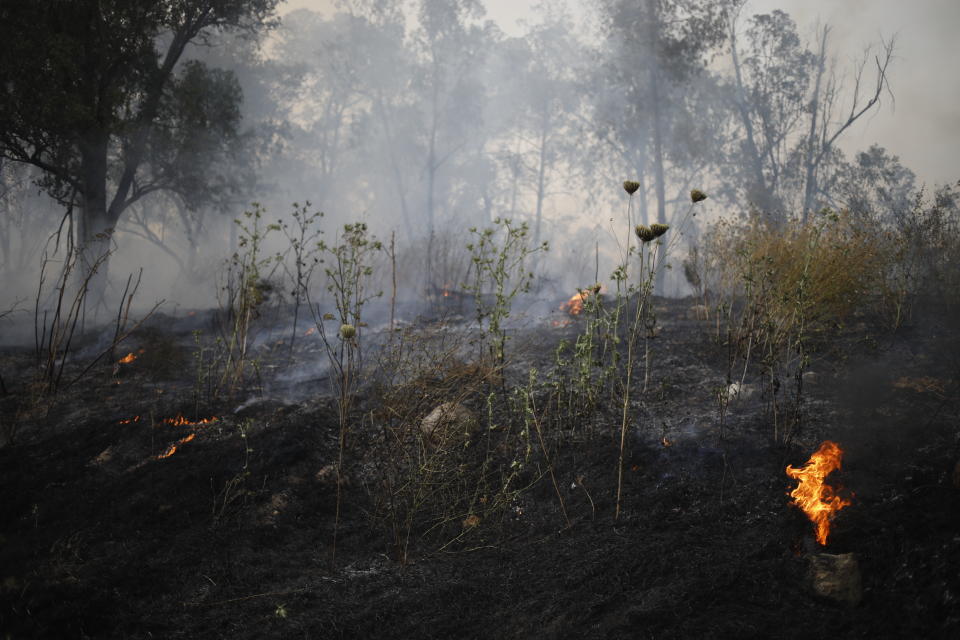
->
1, 298, 958, 639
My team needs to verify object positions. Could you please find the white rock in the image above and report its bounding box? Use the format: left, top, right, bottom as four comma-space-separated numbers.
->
420, 402, 477, 448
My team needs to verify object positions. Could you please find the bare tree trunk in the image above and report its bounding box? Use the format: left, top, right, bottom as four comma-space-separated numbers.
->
532, 116, 549, 274
78, 129, 115, 316
802, 27, 829, 222
647, 0, 667, 295
730, 18, 775, 214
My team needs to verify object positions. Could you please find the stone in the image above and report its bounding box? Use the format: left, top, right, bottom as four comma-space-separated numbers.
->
808, 552, 862, 607
420, 402, 477, 448
726, 382, 756, 403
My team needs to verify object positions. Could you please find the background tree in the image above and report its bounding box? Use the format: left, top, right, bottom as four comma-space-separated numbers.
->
0, 0, 278, 304
723, 5, 895, 221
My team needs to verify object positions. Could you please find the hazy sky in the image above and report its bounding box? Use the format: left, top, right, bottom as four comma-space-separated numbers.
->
278, 0, 960, 187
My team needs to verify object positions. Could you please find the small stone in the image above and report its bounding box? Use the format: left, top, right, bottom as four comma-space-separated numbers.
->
808, 552, 862, 606
726, 382, 756, 403
420, 402, 477, 448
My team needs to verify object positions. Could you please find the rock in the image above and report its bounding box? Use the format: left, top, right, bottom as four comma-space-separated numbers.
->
808, 552, 862, 606
726, 382, 756, 403
802, 370, 819, 386
420, 402, 477, 448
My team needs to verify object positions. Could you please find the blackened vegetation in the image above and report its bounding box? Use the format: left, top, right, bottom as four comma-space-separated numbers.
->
0, 298, 958, 639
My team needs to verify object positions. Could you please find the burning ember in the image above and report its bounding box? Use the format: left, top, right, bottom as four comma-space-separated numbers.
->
785, 440, 851, 545
118, 352, 137, 364
162, 414, 218, 427
157, 433, 196, 460
154, 415, 217, 459
118, 416, 141, 424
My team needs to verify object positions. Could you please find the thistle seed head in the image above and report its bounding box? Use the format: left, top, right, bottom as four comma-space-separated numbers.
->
339, 324, 356, 340
650, 223, 670, 238
635, 225, 656, 242
623, 180, 640, 195
690, 189, 708, 203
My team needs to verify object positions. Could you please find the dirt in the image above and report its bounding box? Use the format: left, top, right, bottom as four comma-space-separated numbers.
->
1, 298, 958, 639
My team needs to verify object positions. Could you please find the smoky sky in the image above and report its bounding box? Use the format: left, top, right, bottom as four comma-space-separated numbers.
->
280, 0, 960, 187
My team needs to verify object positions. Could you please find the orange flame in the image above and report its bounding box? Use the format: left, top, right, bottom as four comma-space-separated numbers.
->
118, 415, 141, 424
560, 287, 604, 316
560, 291, 589, 315
785, 441, 851, 545
157, 433, 197, 460
162, 414, 218, 427
118, 352, 137, 364
304, 326, 317, 336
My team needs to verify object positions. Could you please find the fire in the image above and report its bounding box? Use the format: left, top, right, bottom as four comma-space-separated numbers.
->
442, 284, 453, 298
785, 441, 851, 545
157, 433, 196, 460
560, 286, 604, 316
117, 348, 145, 364
162, 414, 218, 427
304, 326, 317, 336
118, 415, 141, 424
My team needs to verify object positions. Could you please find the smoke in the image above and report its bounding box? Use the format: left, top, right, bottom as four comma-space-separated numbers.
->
1, 0, 955, 336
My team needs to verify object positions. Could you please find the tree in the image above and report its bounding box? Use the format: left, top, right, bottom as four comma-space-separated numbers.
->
0, 0, 278, 304
596, 0, 728, 290
490, 8, 584, 267
724, 5, 895, 220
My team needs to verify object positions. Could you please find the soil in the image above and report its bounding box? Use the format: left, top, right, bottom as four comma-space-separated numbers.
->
1, 297, 958, 639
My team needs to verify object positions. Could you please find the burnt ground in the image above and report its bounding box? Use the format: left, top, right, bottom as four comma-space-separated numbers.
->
1, 297, 959, 639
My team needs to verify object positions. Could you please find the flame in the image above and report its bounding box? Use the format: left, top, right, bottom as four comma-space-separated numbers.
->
560, 286, 605, 316
118, 415, 141, 424
162, 414, 218, 427
441, 283, 453, 298
661, 436, 672, 447
304, 326, 316, 336
118, 352, 137, 364
157, 433, 197, 460
785, 440, 851, 545
560, 291, 589, 315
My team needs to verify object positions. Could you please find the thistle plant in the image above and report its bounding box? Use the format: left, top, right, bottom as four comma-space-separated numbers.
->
465, 218, 547, 368
279, 202, 324, 353
614, 189, 705, 519
217, 203, 281, 397
310, 222, 383, 566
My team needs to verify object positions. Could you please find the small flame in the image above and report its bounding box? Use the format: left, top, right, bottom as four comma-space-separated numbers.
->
560, 287, 604, 316
118, 415, 141, 424
118, 352, 137, 364
661, 436, 672, 447
441, 283, 453, 298
785, 441, 851, 545
157, 433, 197, 460
304, 326, 316, 336
560, 291, 589, 315
162, 414, 218, 427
